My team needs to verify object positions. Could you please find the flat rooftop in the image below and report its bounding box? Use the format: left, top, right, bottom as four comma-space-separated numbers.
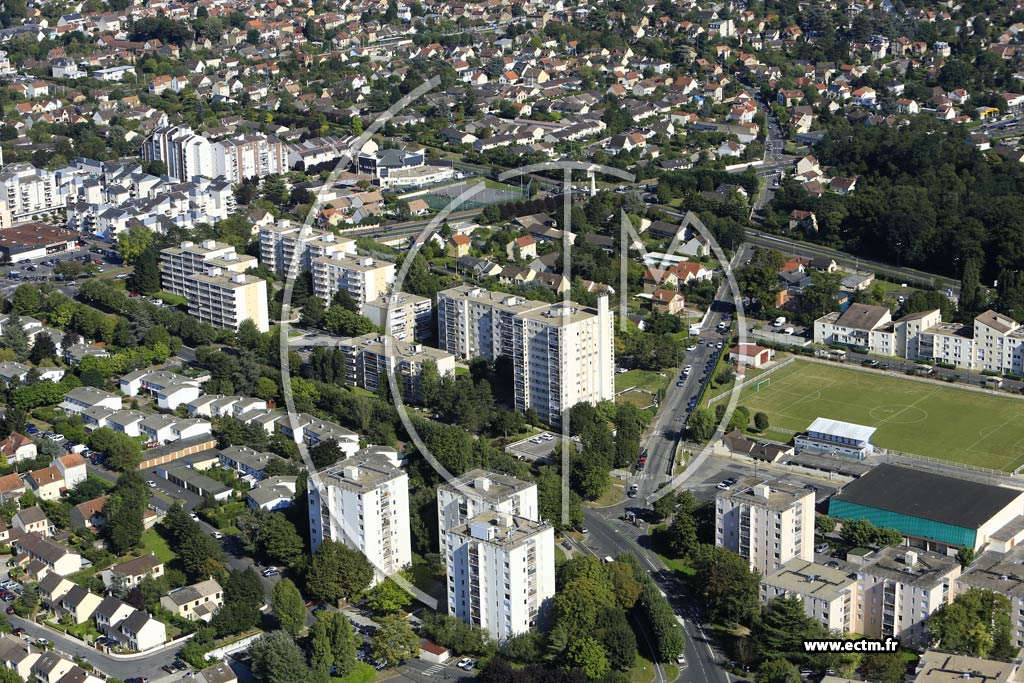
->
762, 558, 855, 602
438, 285, 548, 316
452, 511, 549, 550
958, 546, 1024, 598
718, 478, 812, 512
914, 650, 1016, 683
862, 546, 959, 589
831, 464, 1024, 530
0, 223, 79, 251
442, 468, 536, 504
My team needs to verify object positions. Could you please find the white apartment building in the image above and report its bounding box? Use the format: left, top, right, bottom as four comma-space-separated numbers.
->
142, 128, 286, 183
761, 558, 856, 633
511, 297, 614, 425
0, 163, 65, 224
716, 479, 815, 576
445, 511, 555, 642
437, 470, 540, 558
159, 241, 266, 332
258, 222, 354, 279
159, 240, 255, 296
184, 269, 270, 332
814, 305, 1024, 375
213, 135, 288, 184
761, 548, 959, 647
437, 285, 547, 361
436, 285, 614, 426
337, 334, 455, 403
364, 293, 433, 341
851, 547, 958, 648
141, 125, 214, 181
312, 256, 395, 311
308, 453, 411, 581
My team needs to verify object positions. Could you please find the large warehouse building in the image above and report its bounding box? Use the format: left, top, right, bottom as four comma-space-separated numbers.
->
0, 223, 80, 263
829, 464, 1024, 553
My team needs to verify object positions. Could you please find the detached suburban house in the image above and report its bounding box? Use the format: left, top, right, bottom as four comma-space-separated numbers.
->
160, 579, 224, 622
0, 432, 36, 464
12, 535, 81, 577
103, 555, 164, 590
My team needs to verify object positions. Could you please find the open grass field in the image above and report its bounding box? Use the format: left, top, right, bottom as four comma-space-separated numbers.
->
737, 359, 1024, 472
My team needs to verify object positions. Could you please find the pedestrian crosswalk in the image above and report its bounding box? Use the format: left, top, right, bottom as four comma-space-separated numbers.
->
422, 664, 445, 677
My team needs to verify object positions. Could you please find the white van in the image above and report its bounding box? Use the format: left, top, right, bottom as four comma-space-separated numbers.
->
783, 327, 795, 335
773, 316, 786, 327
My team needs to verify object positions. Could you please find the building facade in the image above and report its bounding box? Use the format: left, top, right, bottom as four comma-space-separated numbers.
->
364, 293, 433, 341
308, 454, 411, 581
312, 256, 395, 311
445, 512, 555, 642
160, 241, 267, 332
437, 470, 539, 558
437, 285, 614, 426
258, 222, 355, 279
716, 479, 815, 576
337, 334, 455, 403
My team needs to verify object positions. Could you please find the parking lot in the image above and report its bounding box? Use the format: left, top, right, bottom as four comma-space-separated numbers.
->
504, 431, 560, 463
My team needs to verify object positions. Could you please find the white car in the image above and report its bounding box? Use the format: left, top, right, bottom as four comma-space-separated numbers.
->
456, 658, 472, 670
212, 532, 223, 540
677, 655, 686, 665
683, 365, 692, 373
146, 480, 157, 488
686, 345, 697, 351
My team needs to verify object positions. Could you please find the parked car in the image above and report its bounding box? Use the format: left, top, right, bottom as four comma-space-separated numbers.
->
11, 628, 24, 637
815, 543, 830, 554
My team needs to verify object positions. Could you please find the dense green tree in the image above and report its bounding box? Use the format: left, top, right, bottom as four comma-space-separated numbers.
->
691, 544, 760, 625
928, 589, 1014, 658
371, 615, 418, 666
211, 601, 260, 637
366, 578, 411, 615
565, 637, 610, 680
0, 313, 29, 361
756, 659, 800, 683
224, 568, 265, 606
249, 630, 312, 683
310, 612, 358, 678
861, 652, 907, 683
595, 607, 636, 671
754, 597, 825, 659
271, 578, 306, 636
306, 540, 373, 604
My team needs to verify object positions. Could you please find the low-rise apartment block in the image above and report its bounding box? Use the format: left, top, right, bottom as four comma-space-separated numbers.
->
716, 479, 815, 576
851, 547, 958, 648
814, 304, 1024, 375
761, 558, 856, 633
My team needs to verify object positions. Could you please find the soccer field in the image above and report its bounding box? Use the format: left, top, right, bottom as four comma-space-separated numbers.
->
736, 360, 1024, 472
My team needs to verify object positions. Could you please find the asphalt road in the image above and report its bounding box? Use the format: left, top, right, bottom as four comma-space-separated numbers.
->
578, 506, 731, 683
9, 614, 182, 681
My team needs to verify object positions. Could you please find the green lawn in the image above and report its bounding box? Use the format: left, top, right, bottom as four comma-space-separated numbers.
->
140, 529, 176, 563
152, 290, 189, 306
736, 359, 1024, 471
616, 369, 669, 394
